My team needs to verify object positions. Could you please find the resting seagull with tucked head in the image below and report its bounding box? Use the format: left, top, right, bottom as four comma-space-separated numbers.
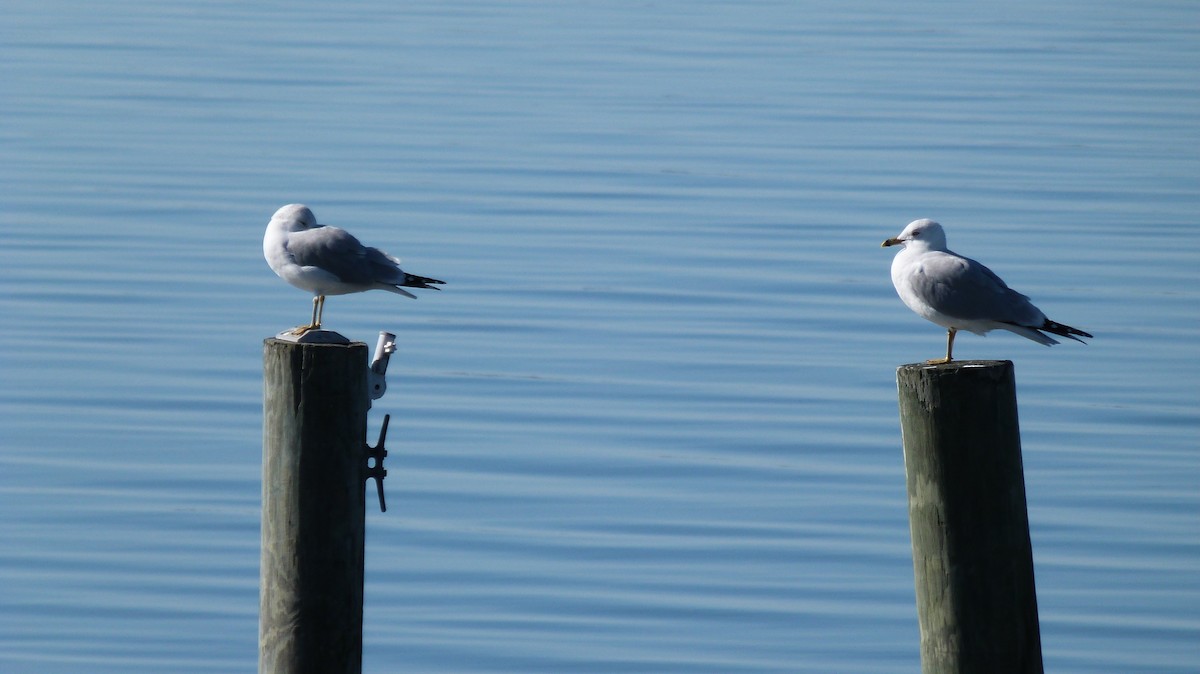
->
882, 219, 1090, 364
264, 204, 444, 335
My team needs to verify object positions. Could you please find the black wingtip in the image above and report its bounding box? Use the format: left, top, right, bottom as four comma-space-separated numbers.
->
1042, 320, 1092, 342
402, 273, 446, 290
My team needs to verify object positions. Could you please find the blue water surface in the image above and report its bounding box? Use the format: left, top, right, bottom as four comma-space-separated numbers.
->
2, 1, 1197, 672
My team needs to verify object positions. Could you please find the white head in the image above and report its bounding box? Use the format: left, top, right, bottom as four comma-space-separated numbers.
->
881, 219, 946, 251
269, 204, 319, 232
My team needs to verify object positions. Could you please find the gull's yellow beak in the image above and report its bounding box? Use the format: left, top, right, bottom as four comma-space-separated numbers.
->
881, 237, 904, 248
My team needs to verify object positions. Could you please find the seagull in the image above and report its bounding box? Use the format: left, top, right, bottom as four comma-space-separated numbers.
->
882, 219, 1090, 363
264, 204, 444, 335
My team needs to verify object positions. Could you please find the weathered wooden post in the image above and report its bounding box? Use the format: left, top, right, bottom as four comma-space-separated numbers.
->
895, 360, 1043, 674
261, 335, 369, 674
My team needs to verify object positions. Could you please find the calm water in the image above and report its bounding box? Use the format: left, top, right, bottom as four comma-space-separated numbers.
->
2, 1, 1198, 672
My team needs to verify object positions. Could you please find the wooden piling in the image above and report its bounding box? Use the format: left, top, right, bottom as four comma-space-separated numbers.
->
895, 360, 1043, 674
261, 338, 369, 674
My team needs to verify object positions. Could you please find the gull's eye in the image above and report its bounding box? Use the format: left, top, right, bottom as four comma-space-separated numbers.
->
911, 229, 921, 237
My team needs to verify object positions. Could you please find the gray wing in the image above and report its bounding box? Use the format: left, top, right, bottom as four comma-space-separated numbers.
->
287, 226, 405, 285
911, 251, 1046, 325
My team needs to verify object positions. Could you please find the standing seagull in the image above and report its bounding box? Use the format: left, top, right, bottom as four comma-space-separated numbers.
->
264, 204, 444, 335
882, 219, 1090, 363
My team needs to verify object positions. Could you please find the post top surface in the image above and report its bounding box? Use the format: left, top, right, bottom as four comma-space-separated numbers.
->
267, 329, 352, 345
897, 359, 1012, 372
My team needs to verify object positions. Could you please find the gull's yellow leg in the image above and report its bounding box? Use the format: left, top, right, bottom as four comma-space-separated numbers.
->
314, 295, 326, 328
291, 295, 325, 335
926, 328, 956, 364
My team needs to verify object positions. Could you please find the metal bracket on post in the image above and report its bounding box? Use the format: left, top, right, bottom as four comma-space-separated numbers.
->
368, 331, 396, 404
365, 331, 395, 512
365, 414, 389, 513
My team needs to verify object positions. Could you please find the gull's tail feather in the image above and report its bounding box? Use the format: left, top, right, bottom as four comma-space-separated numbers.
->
1040, 319, 1092, 344
1000, 319, 1091, 347
1002, 323, 1061, 346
